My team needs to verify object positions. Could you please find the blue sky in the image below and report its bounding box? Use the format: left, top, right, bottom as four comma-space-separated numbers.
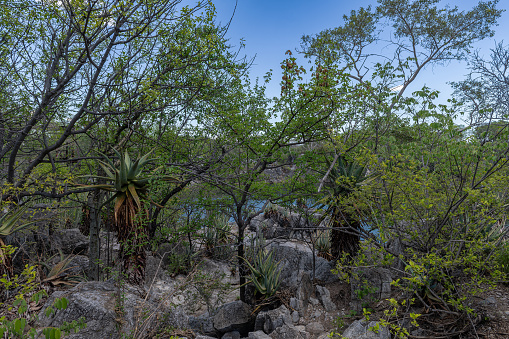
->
212, 0, 509, 102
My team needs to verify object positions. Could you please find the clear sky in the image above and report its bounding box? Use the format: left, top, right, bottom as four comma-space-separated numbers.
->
212, 0, 509, 102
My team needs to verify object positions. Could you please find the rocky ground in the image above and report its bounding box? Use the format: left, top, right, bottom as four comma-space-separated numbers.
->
3, 206, 508, 338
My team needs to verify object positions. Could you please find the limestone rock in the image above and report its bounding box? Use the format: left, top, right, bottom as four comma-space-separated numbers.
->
254, 305, 292, 334
342, 320, 390, 339
53, 228, 89, 254
316, 285, 337, 312
213, 300, 251, 333
249, 330, 272, 339
269, 324, 306, 339
305, 321, 325, 335
267, 241, 337, 289
222, 331, 241, 339
189, 313, 216, 336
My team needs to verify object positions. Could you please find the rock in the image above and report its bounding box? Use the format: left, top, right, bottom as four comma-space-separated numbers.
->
292, 311, 299, 324
290, 298, 298, 310
189, 313, 216, 336
53, 228, 89, 254
342, 320, 390, 339
37, 281, 183, 338
36, 281, 190, 338
296, 272, 313, 313
249, 214, 266, 232
267, 241, 338, 289
222, 331, 241, 339
269, 324, 305, 339
309, 297, 319, 306
480, 296, 497, 307
249, 330, 272, 338
254, 305, 292, 334
213, 301, 251, 334
196, 336, 217, 339
316, 285, 337, 312
37, 282, 118, 338
305, 322, 325, 334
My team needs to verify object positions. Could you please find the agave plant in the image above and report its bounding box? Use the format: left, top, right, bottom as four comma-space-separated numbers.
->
83, 149, 174, 284
243, 248, 281, 298
0, 206, 37, 276
319, 155, 377, 259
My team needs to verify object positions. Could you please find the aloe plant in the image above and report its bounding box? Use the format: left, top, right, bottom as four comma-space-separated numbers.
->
243, 249, 281, 298
82, 149, 174, 284
0, 206, 36, 237
319, 155, 377, 259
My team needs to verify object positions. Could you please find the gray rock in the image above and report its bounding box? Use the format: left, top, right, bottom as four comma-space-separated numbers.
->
213, 301, 251, 333
289, 297, 298, 310
53, 228, 89, 254
62, 254, 89, 277
267, 241, 338, 289
309, 297, 319, 306
291, 311, 299, 324
189, 313, 216, 336
222, 331, 241, 339
269, 324, 305, 339
480, 296, 497, 307
249, 330, 272, 338
37, 281, 180, 338
342, 320, 390, 339
196, 336, 217, 339
296, 272, 313, 312
316, 285, 337, 312
305, 322, 325, 334
254, 305, 292, 334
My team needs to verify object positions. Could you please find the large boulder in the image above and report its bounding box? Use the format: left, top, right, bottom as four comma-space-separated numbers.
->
37, 281, 186, 338
213, 300, 252, 334
53, 228, 89, 254
189, 312, 216, 337
267, 241, 337, 288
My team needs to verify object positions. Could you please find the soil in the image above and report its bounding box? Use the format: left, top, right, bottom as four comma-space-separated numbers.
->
471, 283, 509, 338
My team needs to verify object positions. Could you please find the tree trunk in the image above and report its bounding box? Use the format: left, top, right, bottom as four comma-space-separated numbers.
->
237, 223, 247, 302
88, 188, 102, 281
330, 209, 360, 260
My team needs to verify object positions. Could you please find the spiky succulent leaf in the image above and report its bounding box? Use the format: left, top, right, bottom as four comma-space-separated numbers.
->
0, 206, 37, 236
128, 184, 142, 210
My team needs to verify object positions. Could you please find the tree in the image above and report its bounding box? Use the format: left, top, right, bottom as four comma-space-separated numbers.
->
200, 51, 350, 301
0, 0, 256, 280
452, 42, 509, 139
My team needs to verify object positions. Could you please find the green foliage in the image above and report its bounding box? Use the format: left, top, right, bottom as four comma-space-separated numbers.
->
83, 149, 169, 217
0, 262, 85, 338
495, 241, 509, 277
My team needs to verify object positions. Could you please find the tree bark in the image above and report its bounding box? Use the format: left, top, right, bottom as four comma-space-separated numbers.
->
88, 188, 102, 281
